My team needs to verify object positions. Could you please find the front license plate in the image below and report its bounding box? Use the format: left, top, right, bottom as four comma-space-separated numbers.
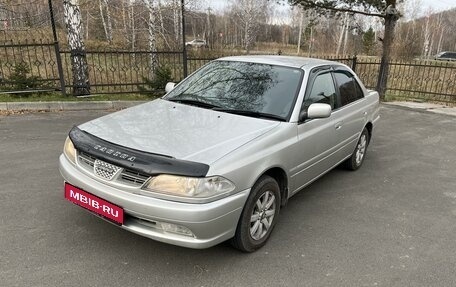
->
64, 182, 124, 225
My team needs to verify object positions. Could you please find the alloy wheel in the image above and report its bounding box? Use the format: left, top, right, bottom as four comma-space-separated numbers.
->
249, 191, 276, 241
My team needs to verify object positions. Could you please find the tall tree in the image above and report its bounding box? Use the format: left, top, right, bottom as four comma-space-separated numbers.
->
232, 0, 269, 53
363, 27, 376, 55
289, 0, 401, 99
127, 0, 136, 51
172, 0, 181, 45
143, 0, 158, 78
99, 0, 113, 43
63, 0, 90, 96
336, 12, 349, 56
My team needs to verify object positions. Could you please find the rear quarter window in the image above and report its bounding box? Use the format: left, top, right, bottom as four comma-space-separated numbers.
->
334, 71, 364, 107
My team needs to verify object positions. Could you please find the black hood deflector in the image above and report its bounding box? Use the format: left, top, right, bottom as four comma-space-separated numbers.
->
69, 126, 209, 177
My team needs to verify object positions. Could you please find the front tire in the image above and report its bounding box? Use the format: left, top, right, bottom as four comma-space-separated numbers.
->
231, 175, 281, 252
345, 127, 369, 170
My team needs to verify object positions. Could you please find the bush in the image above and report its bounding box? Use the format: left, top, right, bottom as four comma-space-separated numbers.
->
138, 66, 174, 97
1, 62, 50, 97
9, 62, 43, 90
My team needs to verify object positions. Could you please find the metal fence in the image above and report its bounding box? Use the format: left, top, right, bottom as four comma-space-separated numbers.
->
60, 50, 184, 94
0, 40, 62, 93
355, 58, 456, 103
0, 40, 455, 104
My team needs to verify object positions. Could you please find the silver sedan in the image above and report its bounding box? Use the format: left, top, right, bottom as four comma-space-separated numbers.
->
59, 56, 379, 252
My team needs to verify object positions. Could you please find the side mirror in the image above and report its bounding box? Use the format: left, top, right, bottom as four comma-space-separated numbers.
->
303, 103, 332, 120
165, 82, 176, 93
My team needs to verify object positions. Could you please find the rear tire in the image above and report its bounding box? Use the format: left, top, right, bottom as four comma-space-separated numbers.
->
231, 175, 280, 252
344, 127, 369, 170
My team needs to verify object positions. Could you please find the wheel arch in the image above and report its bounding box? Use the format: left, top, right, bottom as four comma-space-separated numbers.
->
365, 122, 373, 144
255, 166, 289, 207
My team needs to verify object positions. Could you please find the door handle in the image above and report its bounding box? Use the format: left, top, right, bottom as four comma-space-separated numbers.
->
335, 121, 343, 130
363, 111, 368, 116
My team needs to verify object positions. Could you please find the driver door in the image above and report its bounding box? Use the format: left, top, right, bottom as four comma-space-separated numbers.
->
290, 69, 339, 194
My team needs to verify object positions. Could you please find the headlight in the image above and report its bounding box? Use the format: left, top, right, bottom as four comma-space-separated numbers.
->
143, 174, 235, 198
63, 136, 76, 164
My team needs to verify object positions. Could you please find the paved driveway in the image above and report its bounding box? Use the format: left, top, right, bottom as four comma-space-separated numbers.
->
1, 105, 455, 287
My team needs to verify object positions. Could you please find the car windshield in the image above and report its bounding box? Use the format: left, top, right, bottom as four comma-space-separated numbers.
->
164, 60, 303, 120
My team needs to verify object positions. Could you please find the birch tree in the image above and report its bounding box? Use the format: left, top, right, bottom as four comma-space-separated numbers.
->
434, 14, 445, 55
422, 15, 431, 58
233, 0, 269, 53
143, 0, 158, 78
63, 0, 90, 96
336, 12, 348, 57
173, 0, 181, 44
297, 10, 304, 54
99, 0, 113, 43
128, 0, 136, 51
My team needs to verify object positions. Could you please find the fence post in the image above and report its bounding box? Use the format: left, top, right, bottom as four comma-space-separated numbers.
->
181, 0, 188, 78
351, 55, 357, 72
48, 0, 66, 96
53, 42, 66, 96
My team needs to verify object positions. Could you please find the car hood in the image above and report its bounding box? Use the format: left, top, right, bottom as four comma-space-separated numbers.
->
78, 99, 280, 165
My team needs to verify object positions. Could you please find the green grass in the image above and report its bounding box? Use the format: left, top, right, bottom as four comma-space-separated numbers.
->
0, 92, 154, 102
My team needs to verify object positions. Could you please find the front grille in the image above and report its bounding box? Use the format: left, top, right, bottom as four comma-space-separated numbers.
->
77, 151, 150, 187
94, 159, 121, 180
78, 152, 96, 169
120, 169, 150, 185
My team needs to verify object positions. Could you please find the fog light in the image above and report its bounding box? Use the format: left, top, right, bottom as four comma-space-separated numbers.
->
157, 222, 195, 237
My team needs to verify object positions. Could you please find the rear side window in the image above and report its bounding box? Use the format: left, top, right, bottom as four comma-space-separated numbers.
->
334, 71, 364, 106
437, 52, 456, 59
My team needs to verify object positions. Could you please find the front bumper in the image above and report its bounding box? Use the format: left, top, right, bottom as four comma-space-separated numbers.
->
59, 154, 250, 249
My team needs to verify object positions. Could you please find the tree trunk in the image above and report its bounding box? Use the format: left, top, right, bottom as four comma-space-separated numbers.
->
144, 0, 158, 79
99, 0, 113, 43
129, 0, 136, 51
245, 20, 251, 53
297, 10, 303, 54
308, 26, 313, 57
128, 1, 135, 51
173, 0, 180, 44
343, 15, 350, 56
63, 0, 90, 96
85, 10, 89, 40
376, 14, 398, 100
104, 0, 113, 43
336, 12, 347, 57
437, 27, 444, 54
157, 0, 165, 36
422, 16, 430, 58
157, 0, 171, 50
206, 8, 211, 48
99, 0, 108, 41
122, 0, 127, 35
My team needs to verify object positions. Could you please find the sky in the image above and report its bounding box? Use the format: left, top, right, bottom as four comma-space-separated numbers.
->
204, 0, 456, 16
422, 0, 456, 11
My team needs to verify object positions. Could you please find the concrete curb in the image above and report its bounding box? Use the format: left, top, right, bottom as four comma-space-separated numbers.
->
383, 101, 456, 117
0, 101, 147, 112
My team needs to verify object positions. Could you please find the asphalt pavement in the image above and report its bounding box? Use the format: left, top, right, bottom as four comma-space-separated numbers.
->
0, 105, 455, 287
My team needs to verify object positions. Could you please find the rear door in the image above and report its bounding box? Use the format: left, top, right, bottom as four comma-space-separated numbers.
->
330, 68, 367, 162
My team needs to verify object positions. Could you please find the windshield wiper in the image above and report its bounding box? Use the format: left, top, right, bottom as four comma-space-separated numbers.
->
167, 97, 221, 109
213, 108, 286, 122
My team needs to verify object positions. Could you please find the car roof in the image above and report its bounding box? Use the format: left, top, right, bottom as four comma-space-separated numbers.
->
438, 51, 456, 55
217, 55, 343, 70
